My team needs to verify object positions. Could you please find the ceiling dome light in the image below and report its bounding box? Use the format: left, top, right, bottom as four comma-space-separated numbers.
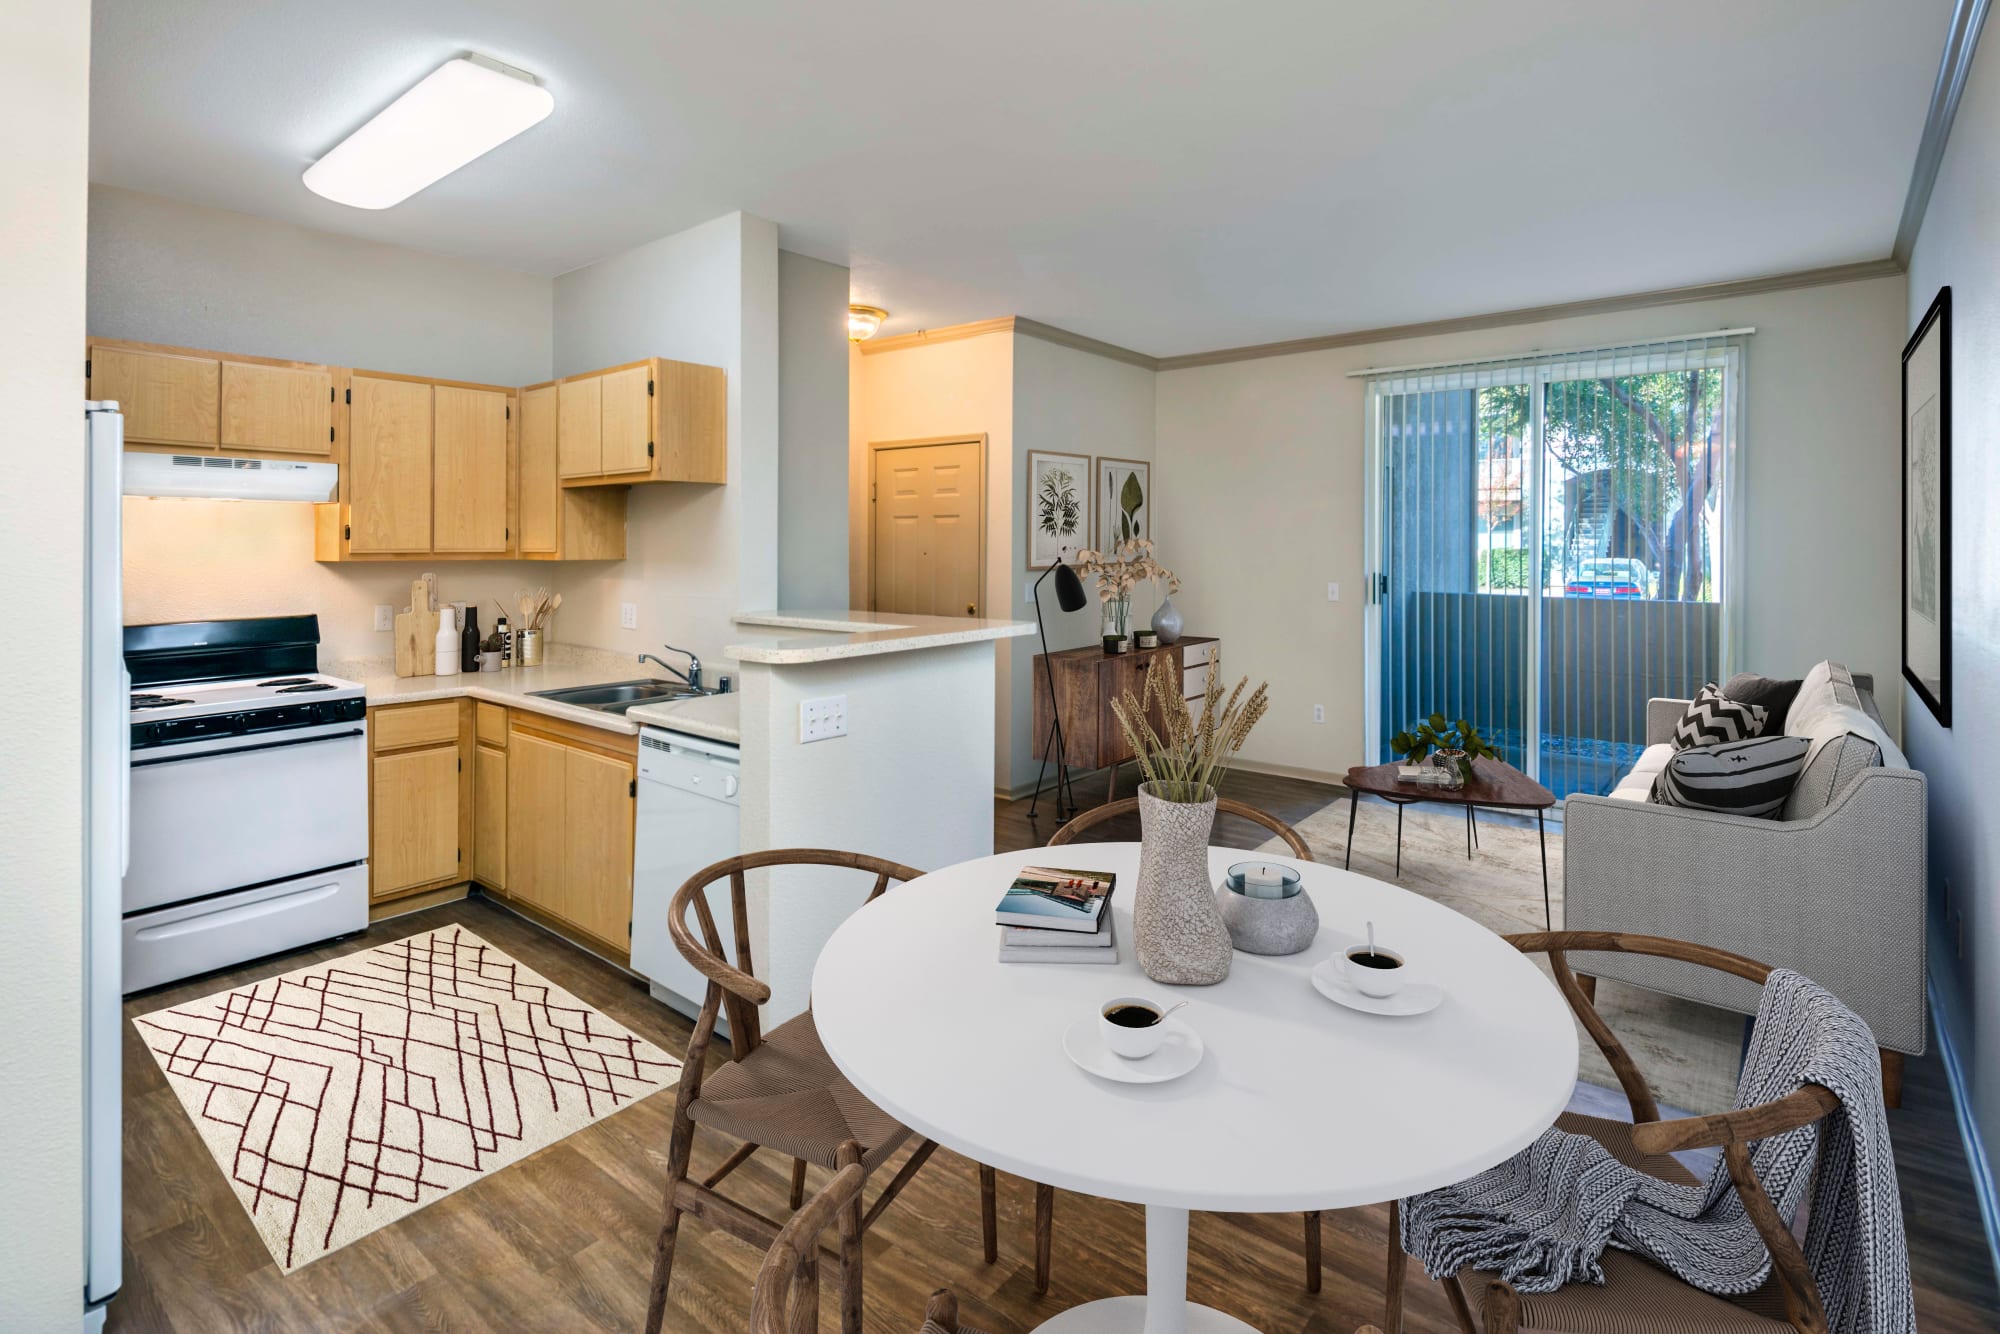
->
848, 305, 889, 342
303, 54, 554, 210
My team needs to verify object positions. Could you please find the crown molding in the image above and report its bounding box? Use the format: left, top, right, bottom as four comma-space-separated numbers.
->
1153, 258, 1905, 372
1010, 317, 1159, 370
1895, 0, 1991, 267
856, 316, 1018, 356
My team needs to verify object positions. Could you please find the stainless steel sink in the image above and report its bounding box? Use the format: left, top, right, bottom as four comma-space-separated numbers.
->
529, 679, 716, 714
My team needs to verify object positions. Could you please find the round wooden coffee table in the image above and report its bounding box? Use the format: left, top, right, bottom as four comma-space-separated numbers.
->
1342, 757, 1558, 927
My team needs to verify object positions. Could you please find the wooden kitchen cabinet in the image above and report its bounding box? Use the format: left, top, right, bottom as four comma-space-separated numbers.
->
88, 344, 220, 448
220, 359, 334, 456
432, 384, 509, 553
347, 374, 434, 553
474, 745, 508, 891
556, 357, 727, 486
519, 380, 627, 561
506, 716, 637, 956
368, 700, 471, 903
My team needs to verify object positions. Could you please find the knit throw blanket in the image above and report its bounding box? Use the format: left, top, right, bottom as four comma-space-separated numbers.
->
1400, 968, 1914, 1334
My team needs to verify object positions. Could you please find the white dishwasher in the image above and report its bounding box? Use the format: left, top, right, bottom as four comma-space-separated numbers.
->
632, 727, 742, 1021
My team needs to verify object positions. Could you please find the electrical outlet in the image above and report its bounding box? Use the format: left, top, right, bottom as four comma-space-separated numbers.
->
800, 695, 849, 743
620, 602, 638, 630
1327, 582, 1341, 602
374, 605, 394, 632
1312, 704, 1326, 724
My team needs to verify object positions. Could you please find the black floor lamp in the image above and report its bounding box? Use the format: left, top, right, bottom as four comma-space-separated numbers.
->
1028, 552, 1088, 822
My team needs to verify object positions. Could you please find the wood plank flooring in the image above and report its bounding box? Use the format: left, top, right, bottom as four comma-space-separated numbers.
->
112, 765, 1999, 1332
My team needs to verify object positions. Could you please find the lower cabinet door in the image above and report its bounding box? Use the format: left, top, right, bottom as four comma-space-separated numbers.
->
474, 741, 507, 890
371, 745, 460, 898
561, 746, 636, 949
506, 731, 567, 915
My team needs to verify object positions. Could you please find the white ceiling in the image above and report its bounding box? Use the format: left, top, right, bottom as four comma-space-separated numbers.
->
90, 1, 1950, 358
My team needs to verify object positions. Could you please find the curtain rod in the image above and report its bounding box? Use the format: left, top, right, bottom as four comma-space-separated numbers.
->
1343, 327, 1756, 379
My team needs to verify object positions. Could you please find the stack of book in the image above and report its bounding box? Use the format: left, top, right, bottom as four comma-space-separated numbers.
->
995, 864, 1119, 964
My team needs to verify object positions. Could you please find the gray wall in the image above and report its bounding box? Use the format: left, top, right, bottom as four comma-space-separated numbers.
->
1906, 15, 2000, 1263
778, 250, 851, 607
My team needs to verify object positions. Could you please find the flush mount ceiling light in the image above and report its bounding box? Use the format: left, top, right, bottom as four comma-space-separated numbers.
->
848, 305, 889, 342
303, 54, 554, 210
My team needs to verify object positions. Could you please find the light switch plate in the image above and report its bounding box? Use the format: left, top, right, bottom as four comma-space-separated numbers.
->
620, 602, 638, 630
800, 695, 849, 743
1312, 704, 1326, 724
1327, 582, 1340, 602
374, 604, 394, 632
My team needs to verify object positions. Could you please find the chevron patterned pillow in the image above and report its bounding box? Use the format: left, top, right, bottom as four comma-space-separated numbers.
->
1671, 682, 1767, 750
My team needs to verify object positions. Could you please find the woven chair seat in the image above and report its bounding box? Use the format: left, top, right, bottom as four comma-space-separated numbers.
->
689, 1011, 912, 1170
919, 1321, 987, 1334
1448, 1110, 1790, 1332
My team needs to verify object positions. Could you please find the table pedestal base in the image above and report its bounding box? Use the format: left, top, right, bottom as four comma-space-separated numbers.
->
1031, 1206, 1257, 1334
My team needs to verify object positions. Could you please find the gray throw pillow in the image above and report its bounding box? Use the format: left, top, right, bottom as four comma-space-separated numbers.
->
1723, 672, 1804, 734
1651, 734, 1811, 818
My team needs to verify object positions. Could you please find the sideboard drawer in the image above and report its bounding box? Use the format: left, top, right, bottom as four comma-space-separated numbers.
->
1183, 639, 1218, 668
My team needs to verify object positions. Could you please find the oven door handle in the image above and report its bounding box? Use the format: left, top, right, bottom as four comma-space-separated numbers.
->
131, 727, 365, 767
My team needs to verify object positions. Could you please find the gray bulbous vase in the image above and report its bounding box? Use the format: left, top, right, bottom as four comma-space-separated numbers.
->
1151, 595, 1184, 645
1133, 783, 1233, 985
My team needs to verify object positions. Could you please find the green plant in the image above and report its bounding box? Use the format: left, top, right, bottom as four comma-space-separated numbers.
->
1389, 714, 1499, 782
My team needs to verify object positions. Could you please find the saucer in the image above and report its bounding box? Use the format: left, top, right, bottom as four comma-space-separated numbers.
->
1309, 957, 1444, 1017
1062, 1016, 1205, 1084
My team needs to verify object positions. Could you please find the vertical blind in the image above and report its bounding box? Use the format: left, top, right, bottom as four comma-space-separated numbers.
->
1361, 329, 1750, 800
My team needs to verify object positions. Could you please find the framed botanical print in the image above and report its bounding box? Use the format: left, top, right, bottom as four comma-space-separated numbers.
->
1027, 450, 1089, 569
1902, 285, 1951, 727
1095, 456, 1151, 550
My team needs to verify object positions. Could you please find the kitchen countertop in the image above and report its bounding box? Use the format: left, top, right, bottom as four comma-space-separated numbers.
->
725, 610, 1034, 664
330, 646, 740, 743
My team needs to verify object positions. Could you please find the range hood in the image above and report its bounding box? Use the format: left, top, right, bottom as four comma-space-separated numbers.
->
123, 451, 338, 503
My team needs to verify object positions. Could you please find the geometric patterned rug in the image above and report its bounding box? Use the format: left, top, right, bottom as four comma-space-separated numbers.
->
134, 926, 681, 1272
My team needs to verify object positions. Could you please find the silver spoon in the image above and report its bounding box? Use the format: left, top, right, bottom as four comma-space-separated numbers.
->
1156, 1000, 1191, 1023
1367, 921, 1376, 957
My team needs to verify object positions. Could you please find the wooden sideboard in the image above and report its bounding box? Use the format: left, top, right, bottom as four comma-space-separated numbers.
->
1031, 637, 1219, 799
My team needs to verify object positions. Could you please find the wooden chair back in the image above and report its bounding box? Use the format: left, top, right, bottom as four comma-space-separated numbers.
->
1505, 930, 1846, 1334
668, 849, 925, 1063
1047, 796, 1312, 859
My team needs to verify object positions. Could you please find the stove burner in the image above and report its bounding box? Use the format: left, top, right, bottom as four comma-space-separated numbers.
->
131, 694, 193, 710
256, 677, 315, 688
275, 682, 336, 693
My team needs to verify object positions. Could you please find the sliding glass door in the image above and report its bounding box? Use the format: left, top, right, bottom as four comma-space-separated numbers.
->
1368, 333, 1745, 800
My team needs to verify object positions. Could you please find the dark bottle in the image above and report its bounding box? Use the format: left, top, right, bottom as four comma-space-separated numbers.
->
461, 606, 481, 667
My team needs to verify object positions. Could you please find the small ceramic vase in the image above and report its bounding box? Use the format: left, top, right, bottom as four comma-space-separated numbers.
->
1152, 595, 1184, 645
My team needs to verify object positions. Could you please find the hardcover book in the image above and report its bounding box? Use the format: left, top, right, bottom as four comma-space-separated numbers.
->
994, 865, 1115, 933
997, 913, 1120, 964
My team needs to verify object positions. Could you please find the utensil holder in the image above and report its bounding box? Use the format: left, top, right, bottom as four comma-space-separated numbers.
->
517, 628, 544, 666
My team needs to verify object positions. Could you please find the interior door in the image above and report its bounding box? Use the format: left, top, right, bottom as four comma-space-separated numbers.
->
518, 383, 559, 553
600, 364, 653, 475
872, 439, 984, 616
432, 385, 509, 553
348, 374, 433, 553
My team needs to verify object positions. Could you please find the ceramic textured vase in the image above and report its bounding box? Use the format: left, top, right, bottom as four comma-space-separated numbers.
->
1151, 595, 1184, 645
1133, 783, 1233, 985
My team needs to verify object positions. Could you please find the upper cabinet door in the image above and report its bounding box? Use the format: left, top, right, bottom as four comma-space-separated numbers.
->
90, 346, 219, 448
655, 359, 728, 483
518, 384, 560, 554
432, 385, 509, 553
599, 364, 653, 476
219, 360, 333, 456
558, 375, 602, 478
348, 374, 434, 553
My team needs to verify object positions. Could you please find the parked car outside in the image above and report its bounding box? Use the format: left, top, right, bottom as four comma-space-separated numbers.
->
1564, 557, 1652, 598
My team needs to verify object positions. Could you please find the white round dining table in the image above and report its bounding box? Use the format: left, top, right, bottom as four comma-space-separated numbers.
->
811, 844, 1578, 1334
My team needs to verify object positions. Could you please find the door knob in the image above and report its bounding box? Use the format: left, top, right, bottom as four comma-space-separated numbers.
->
967, 602, 977, 615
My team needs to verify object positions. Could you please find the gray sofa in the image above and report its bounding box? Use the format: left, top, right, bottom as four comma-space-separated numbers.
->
1563, 662, 1928, 1078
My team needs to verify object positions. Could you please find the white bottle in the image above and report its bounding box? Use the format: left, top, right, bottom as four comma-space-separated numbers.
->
435, 605, 461, 676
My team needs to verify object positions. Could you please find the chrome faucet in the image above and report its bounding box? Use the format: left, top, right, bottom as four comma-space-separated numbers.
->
638, 643, 702, 691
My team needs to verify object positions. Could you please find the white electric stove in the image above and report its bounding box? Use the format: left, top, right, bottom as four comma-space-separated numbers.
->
123, 615, 369, 992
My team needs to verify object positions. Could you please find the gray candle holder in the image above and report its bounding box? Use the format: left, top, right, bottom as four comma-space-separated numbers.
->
1216, 860, 1319, 955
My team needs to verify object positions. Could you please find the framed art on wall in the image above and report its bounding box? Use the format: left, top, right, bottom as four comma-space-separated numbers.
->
1902, 285, 1951, 727
1027, 449, 1089, 569
1095, 456, 1151, 549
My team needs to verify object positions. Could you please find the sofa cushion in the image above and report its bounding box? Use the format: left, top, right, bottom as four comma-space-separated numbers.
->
1671, 683, 1768, 750
1780, 661, 1903, 820
1607, 744, 1674, 802
1723, 672, 1804, 734
1651, 734, 1812, 818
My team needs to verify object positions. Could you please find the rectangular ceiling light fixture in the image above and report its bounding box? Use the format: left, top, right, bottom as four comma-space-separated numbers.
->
303, 54, 554, 210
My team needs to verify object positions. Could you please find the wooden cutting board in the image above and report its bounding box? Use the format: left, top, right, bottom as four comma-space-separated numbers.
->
393, 576, 439, 676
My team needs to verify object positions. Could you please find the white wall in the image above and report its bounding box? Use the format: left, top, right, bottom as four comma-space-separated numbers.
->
89, 187, 563, 659
1906, 19, 2000, 1244
551, 212, 781, 667
1155, 275, 1908, 780
778, 250, 851, 607
0, 0, 89, 1324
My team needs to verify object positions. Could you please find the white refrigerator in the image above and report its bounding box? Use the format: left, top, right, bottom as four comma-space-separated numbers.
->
84, 401, 125, 1326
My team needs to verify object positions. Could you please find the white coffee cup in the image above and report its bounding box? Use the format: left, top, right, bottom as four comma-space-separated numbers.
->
1100, 996, 1169, 1059
1344, 944, 1408, 998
